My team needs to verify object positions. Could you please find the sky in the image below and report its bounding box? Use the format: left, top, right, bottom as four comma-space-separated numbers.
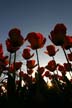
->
0, 0, 72, 72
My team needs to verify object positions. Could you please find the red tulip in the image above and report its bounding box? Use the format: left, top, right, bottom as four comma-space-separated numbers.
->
26, 60, 37, 69
63, 63, 72, 72
44, 45, 59, 56
67, 53, 72, 61
15, 35, 24, 47
8, 28, 21, 44
57, 64, 64, 71
37, 66, 45, 74
27, 69, 34, 75
45, 60, 57, 72
49, 23, 67, 46
22, 73, 28, 80
62, 35, 72, 50
58, 75, 63, 81
57, 64, 66, 75
0, 43, 3, 57
22, 48, 34, 60
6, 39, 19, 53
6, 28, 24, 53
9, 62, 22, 73
19, 71, 24, 77
0, 44, 9, 70
43, 71, 50, 77
0, 59, 8, 71
26, 32, 46, 49
9, 28, 20, 37
9, 34, 24, 47
0, 56, 9, 66
22, 73, 32, 84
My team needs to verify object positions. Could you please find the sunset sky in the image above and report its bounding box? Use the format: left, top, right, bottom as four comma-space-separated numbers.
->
0, 0, 72, 71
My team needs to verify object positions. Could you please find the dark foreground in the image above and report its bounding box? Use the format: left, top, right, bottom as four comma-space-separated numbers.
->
0, 89, 72, 107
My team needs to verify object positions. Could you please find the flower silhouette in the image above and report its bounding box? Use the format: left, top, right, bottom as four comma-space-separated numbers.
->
26, 60, 37, 69
8, 28, 24, 47
67, 53, 72, 61
49, 23, 67, 46
44, 44, 59, 56
62, 35, 72, 50
27, 69, 34, 75
6, 28, 24, 53
63, 63, 72, 72
25, 32, 46, 49
0, 43, 8, 72
0, 43, 3, 56
37, 66, 45, 75
8, 62, 22, 73
22, 48, 34, 60
57, 64, 66, 75
45, 60, 57, 72
6, 39, 20, 53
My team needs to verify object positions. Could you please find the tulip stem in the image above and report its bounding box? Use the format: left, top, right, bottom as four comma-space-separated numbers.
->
61, 46, 72, 78
19, 68, 22, 88
13, 51, 16, 81
69, 48, 72, 53
36, 49, 40, 68
52, 56, 58, 75
9, 53, 11, 67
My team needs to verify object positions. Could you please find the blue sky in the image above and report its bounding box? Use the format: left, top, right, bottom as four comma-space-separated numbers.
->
0, 0, 72, 69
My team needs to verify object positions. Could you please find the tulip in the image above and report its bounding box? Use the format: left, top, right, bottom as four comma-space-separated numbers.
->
26, 60, 37, 69
49, 23, 67, 46
62, 35, 72, 50
22, 48, 34, 60
45, 60, 57, 72
67, 53, 72, 61
26, 32, 46, 49
44, 45, 59, 56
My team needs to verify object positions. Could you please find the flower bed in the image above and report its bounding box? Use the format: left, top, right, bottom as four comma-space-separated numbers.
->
0, 23, 72, 106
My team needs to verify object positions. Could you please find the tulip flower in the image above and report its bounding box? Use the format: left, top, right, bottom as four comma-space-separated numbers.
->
6, 28, 24, 53
9, 62, 22, 73
22, 48, 34, 60
6, 39, 19, 53
62, 35, 72, 50
57, 64, 66, 75
27, 69, 34, 75
44, 45, 59, 56
37, 66, 45, 75
49, 23, 67, 46
8, 28, 21, 39
8, 28, 24, 46
25, 32, 46, 50
43, 71, 51, 78
63, 63, 72, 72
45, 60, 57, 72
0, 43, 3, 56
19, 71, 25, 77
67, 53, 72, 61
26, 60, 37, 69
0, 44, 9, 73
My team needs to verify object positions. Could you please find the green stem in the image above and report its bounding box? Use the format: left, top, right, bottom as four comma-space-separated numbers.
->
19, 68, 22, 88
69, 48, 72, 53
52, 56, 54, 61
52, 56, 58, 75
52, 56, 62, 92
61, 46, 72, 78
9, 53, 11, 67
13, 51, 16, 81
36, 49, 40, 68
